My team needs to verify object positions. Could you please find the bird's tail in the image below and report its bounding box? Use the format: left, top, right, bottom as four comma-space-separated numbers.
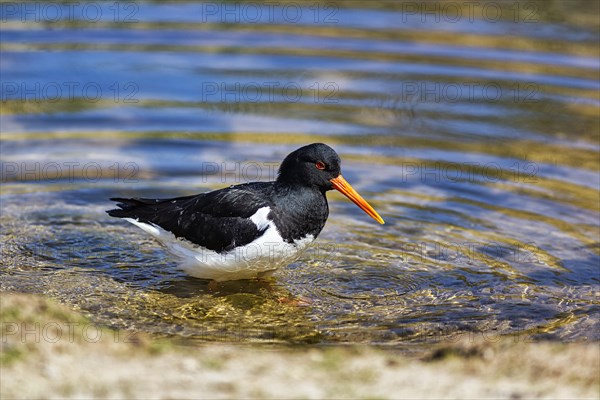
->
106, 197, 158, 218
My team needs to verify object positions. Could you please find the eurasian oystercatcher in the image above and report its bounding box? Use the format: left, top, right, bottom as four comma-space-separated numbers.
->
107, 143, 384, 281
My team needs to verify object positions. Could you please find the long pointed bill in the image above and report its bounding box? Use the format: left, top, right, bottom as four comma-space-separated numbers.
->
330, 175, 385, 224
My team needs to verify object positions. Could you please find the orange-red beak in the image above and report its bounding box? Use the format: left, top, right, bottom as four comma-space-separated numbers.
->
330, 175, 385, 224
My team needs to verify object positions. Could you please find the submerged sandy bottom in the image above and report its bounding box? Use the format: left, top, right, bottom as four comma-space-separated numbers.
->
1, 293, 598, 399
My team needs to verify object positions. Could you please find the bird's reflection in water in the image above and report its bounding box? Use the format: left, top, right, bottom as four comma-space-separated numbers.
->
150, 275, 320, 343
157, 275, 299, 303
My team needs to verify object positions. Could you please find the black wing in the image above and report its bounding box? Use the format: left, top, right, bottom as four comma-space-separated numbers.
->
107, 183, 274, 253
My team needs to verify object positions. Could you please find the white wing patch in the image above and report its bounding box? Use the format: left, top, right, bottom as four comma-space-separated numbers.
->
121, 212, 315, 281
249, 206, 271, 230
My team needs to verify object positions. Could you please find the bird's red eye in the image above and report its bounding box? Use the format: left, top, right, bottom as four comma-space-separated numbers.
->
315, 161, 326, 170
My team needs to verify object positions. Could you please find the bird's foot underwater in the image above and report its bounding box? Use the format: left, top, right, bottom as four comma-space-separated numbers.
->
277, 295, 312, 307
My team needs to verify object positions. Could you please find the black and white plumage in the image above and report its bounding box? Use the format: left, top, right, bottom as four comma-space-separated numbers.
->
107, 143, 384, 281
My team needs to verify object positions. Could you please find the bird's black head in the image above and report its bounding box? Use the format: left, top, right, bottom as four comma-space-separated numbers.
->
277, 143, 341, 190
277, 143, 385, 224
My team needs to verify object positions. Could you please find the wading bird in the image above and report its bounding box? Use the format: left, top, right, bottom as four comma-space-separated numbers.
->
108, 143, 384, 281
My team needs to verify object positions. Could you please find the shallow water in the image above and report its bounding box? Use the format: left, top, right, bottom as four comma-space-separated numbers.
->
1, 1, 599, 347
